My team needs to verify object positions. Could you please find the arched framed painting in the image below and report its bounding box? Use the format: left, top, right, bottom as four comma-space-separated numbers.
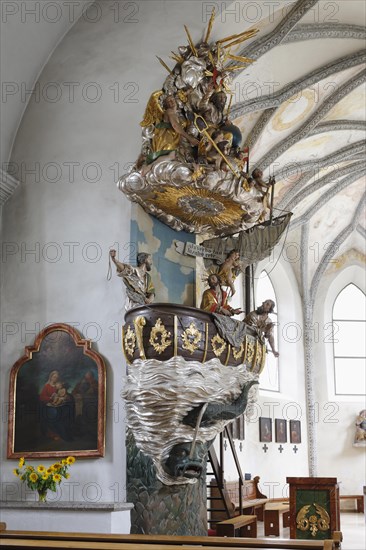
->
7, 324, 106, 459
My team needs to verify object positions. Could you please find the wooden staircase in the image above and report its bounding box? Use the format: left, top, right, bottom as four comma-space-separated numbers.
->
207, 423, 247, 528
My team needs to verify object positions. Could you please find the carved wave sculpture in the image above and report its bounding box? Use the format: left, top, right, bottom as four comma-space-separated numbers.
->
122, 305, 264, 535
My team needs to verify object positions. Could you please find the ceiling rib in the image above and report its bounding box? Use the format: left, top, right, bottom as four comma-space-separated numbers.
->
254, 69, 366, 169
289, 169, 366, 231
0, 169, 19, 206
282, 23, 366, 44
306, 120, 366, 136
280, 159, 365, 211
232, 50, 366, 119
310, 191, 366, 305
239, 0, 319, 60
274, 140, 366, 182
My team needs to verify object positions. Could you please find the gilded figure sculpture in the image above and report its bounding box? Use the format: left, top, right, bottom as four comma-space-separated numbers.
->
118, 15, 275, 235
200, 273, 242, 315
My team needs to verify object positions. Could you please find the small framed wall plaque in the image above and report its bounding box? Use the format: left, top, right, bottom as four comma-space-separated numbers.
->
290, 420, 301, 444
275, 419, 287, 443
226, 414, 245, 441
259, 417, 272, 442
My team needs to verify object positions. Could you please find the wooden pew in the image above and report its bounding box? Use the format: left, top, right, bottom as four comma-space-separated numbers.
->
339, 495, 364, 513
0, 530, 336, 550
0, 542, 337, 550
264, 502, 290, 536
216, 514, 257, 537
210, 476, 268, 524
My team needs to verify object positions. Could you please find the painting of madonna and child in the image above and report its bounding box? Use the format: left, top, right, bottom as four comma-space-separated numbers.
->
7, 324, 106, 458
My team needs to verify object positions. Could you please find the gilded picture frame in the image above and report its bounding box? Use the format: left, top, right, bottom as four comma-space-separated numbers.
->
7, 323, 106, 459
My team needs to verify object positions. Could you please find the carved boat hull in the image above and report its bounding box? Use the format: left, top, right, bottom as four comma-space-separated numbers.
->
123, 304, 266, 373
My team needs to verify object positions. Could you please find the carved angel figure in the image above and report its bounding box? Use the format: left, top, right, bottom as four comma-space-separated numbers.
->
217, 250, 242, 296
110, 250, 155, 310
140, 93, 198, 170
118, 15, 274, 235
354, 409, 366, 445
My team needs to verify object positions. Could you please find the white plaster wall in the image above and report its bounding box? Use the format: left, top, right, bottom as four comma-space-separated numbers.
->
0, 0, 91, 165
0, 3, 135, 506
313, 264, 366, 497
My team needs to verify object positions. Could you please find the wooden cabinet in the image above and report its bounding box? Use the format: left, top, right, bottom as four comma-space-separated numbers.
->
286, 477, 340, 540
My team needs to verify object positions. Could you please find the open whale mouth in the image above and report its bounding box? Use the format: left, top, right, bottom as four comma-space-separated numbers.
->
178, 462, 203, 479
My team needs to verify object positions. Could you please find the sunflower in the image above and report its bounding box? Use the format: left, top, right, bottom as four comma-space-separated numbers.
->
13, 469, 19, 477
53, 474, 62, 483
18, 457, 25, 468
61, 459, 67, 465
65, 473, 70, 479
53, 463, 62, 471
37, 465, 46, 474
26, 466, 34, 471
42, 473, 49, 481
46, 467, 53, 475
29, 472, 38, 483
66, 456, 75, 465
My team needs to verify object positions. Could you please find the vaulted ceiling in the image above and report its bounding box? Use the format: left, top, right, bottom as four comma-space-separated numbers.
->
227, 0, 365, 300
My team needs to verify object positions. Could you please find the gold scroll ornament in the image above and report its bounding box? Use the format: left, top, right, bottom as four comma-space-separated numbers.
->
246, 339, 255, 363
211, 334, 226, 357
296, 504, 330, 537
232, 341, 245, 361
124, 325, 136, 357
149, 318, 172, 354
133, 316, 146, 359
182, 322, 202, 354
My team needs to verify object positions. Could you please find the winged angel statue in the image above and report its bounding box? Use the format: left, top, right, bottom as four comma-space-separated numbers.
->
119, 11, 274, 235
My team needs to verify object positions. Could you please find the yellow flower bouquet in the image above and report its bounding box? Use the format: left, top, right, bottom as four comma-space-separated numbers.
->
13, 456, 76, 501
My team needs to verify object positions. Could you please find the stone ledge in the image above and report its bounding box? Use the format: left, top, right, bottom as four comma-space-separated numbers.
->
0, 501, 133, 511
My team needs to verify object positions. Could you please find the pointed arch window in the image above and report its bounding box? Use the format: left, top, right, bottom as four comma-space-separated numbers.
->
332, 284, 366, 396
256, 271, 279, 392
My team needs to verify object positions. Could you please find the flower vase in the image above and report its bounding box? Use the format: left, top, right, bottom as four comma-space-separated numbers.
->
37, 490, 47, 502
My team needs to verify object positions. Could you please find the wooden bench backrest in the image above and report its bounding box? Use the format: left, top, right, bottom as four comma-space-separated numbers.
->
226, 480, 256, 501
209, 476, 268, 523
210, 476, 267, 502
225, 476, 267, 502
0, 531, 336, 549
